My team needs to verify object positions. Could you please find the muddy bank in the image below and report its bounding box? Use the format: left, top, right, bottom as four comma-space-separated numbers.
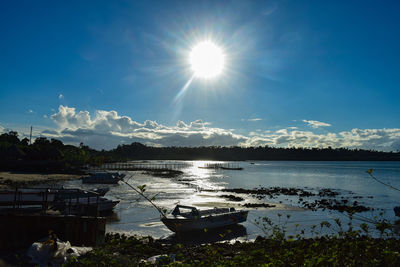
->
220, 187, 339, 198
0, 172, 82, 189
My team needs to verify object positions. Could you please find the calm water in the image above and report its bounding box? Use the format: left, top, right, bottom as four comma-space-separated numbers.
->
60, 160, 400, 240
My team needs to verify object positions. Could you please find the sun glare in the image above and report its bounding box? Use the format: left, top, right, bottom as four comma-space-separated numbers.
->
189, 41, 225, 79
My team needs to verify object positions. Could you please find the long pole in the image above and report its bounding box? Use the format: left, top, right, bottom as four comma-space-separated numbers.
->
121, 179, 166, 218
29, 126, 32, 145
367, 169, 400, 192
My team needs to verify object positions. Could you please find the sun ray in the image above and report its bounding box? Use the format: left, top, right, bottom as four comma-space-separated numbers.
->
173, 74, 195, 104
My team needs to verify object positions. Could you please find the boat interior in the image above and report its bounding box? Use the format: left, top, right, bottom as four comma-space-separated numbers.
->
170, 205, 237, 218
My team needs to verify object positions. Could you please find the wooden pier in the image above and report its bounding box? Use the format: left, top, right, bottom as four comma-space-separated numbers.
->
90, 162, 193, 171
199, 163, 243, 170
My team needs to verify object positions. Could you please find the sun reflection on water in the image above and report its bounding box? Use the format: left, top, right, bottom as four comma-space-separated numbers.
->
183, 160, 227, 191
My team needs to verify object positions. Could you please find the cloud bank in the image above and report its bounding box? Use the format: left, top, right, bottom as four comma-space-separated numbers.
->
36, 105, 400, 151
45, 106, 247, 149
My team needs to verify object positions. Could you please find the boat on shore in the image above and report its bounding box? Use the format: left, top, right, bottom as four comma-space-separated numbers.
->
161, 205, 249, 232
53, 196, 119, 215
82, 172, 125, 184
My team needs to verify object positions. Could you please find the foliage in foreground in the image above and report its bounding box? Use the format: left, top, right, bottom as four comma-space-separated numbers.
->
65, 228, 400, 266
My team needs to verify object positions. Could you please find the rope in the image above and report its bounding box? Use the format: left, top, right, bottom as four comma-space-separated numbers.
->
367, 169, 400, 192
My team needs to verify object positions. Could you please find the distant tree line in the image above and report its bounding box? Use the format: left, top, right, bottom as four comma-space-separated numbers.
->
0, 131, 399, 173
0, 131, 108, 173
107, 142, 400, 161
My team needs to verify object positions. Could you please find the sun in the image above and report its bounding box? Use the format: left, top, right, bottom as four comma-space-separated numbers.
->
189, 41, 225, 79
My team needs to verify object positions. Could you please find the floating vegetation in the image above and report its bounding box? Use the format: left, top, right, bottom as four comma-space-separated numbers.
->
211, 187, 373, 213
242, 203, 276, 208
219, 195, 244, 202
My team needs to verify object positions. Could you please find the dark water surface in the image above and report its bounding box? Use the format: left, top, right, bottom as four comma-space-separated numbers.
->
58, 161, 400, 240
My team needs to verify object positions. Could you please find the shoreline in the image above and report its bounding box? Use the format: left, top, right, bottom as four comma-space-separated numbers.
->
0, 172, 82, 189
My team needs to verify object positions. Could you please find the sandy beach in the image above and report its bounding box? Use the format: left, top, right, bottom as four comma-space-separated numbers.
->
0, 172, 82, 189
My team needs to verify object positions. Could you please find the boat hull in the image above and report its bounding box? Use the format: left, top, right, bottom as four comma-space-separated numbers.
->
161, 210, 249, 232
55, 197, 119, 215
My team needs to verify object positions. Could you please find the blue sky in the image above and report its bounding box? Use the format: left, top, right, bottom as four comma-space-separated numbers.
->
1, 0, 399, 150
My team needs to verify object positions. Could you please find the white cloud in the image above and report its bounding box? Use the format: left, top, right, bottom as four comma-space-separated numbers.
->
276, 129, 288, 135
40, 105, 400, 151
46, 105, 247, 149
59, 93, 64, 99
243, 128, 400, 151
28, 109, 34, 113
248, 118, 263, 122
303, 120, 332, 128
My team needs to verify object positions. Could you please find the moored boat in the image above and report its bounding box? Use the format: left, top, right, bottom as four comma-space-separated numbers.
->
53, 196, 119, 215
161, 205, 249, 232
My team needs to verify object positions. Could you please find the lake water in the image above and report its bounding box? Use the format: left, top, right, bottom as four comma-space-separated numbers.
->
60, 160, 400, 241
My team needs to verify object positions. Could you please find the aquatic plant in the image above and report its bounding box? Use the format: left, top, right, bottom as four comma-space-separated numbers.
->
64, 220, 400, 266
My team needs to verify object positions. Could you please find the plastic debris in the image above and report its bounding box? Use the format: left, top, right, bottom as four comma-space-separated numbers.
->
144, 254, 176, 264
27, 237, 92, 267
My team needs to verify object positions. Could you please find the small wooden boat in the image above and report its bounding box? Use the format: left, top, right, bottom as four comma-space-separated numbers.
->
161, 205, 249, 232
54, 196, 119, 215
82, 172, 125, 184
